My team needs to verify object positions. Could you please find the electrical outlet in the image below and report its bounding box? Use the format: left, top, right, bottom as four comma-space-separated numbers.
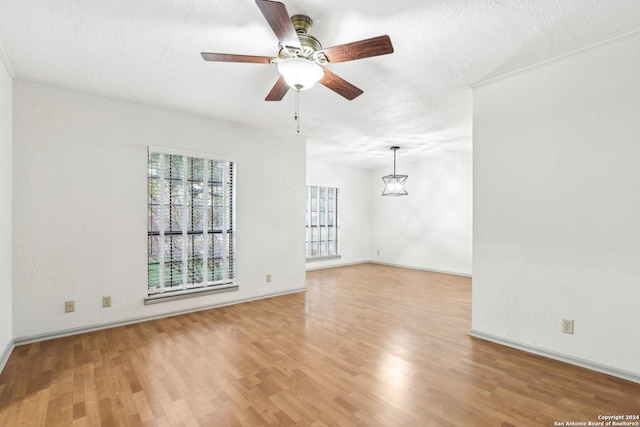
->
266, 274, 271, 283
103, 296, 112, 308
65, 300, 75, 313
562, 319, 574, 334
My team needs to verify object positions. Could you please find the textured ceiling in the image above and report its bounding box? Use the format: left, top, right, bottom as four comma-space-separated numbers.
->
1, 0, 639, 169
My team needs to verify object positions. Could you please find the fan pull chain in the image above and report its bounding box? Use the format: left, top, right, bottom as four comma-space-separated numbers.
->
295, 89, 300, 134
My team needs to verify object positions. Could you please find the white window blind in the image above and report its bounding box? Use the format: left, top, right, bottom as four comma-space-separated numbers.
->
147, 149, 236, 300
305, 185, 339, 259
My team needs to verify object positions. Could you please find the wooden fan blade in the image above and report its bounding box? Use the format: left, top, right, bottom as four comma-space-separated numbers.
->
201, 52, 272, 64
255, 0, 302, 50
265, 75, 290, 101
320, 68, 363, 101
322, 35, 394, 64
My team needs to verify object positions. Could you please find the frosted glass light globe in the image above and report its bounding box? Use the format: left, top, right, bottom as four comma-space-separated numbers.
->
277, 58, 324, 90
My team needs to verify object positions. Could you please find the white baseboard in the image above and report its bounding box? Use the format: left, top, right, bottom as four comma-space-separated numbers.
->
0, 340, 15, 374
13, 287, 307, 346
368, 261, 472, 278
469, 329, 640, 385
306, 260, 472, 278
305, 260, 368, 271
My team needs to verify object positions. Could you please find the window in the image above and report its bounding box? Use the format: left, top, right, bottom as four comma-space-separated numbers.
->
147, 149, 236, 303
305, 185, 339, 260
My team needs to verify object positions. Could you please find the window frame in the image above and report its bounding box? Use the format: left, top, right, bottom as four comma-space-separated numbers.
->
305, 185, 340, 261
146, 147, 237, 304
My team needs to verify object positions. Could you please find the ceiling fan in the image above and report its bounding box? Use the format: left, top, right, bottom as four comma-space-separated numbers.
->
201, 0, 394, 101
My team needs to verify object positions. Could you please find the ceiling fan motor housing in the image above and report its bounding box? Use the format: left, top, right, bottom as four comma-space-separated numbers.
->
279, 15, 323, 60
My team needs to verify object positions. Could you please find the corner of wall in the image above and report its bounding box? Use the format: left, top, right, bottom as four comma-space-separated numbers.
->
0, 42, 14, 373
0, 39, 16, 79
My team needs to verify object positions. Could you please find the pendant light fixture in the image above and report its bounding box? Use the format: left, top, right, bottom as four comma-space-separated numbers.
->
381, 146, 408, 196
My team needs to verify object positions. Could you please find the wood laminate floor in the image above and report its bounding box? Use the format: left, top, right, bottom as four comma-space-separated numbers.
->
1, 264, 638, 426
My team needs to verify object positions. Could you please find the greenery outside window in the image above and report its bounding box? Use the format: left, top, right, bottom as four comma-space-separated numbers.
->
147, 148, 236, 302
305, 185, 340, 260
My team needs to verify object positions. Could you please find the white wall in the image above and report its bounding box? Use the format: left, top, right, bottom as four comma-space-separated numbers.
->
305, 159, 370, 269
473, 34, 640, 376
369, 151, 472, 276
0, 56, 13, 363
12, 80, 306, 339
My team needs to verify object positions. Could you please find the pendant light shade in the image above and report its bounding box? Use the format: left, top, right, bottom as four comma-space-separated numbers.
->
382, 146, 408, 196
277, 58, 324, 91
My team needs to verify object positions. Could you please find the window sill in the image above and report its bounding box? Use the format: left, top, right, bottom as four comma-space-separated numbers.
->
305, 255, 342, 262
144, 283, 238, 305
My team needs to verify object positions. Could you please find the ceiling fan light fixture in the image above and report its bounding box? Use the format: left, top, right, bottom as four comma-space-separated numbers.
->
277, 57, 324, 90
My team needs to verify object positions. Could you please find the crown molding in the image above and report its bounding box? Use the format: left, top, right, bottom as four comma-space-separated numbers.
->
471, 29, 640, 90
0, 38, 15, 79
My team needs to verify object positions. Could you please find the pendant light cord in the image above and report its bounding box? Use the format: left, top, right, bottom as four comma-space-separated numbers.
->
393, 148, 397, 174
